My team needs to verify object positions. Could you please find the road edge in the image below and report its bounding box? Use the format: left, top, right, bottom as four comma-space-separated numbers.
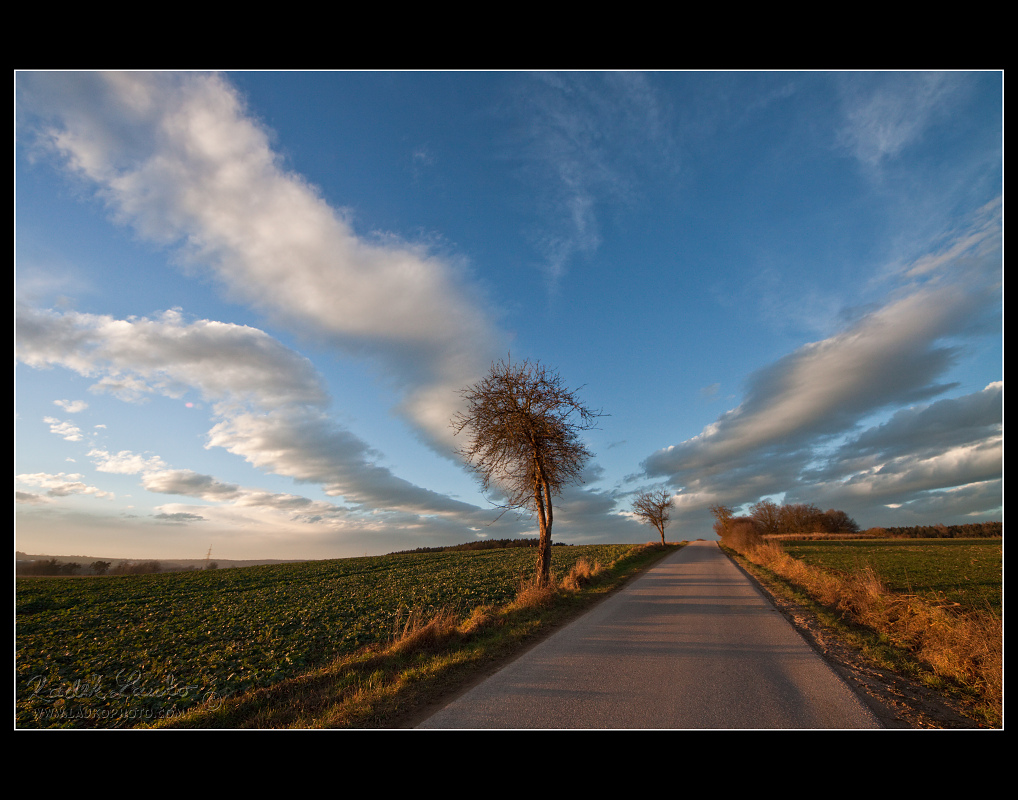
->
720, 546, 990, 729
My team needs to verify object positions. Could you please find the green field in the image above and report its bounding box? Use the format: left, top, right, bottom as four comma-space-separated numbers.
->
780, 538, 1002, 616
16, 544, 637, 728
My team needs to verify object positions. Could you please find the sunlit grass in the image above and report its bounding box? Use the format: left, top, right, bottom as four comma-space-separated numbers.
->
780, 538, 1002, 616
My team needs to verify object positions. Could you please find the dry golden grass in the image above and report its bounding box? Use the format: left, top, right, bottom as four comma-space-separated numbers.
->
386, 606, 462, 657
725, 536, 1002, 723
559, 557, 603, 591
505, 577, 558, 612
458, 603, 495, 635
499, 557, 608, 612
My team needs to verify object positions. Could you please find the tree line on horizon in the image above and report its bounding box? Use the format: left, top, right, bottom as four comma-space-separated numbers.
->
712, 500, 860, 538
17, 558, 165, 576
862, 522, 1001, 539
389, 537, 575, 555
710, 501, 1001, 540
15, 557, 226, 576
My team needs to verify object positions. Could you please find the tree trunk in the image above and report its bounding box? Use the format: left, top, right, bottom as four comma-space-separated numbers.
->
534, 476, 553, 587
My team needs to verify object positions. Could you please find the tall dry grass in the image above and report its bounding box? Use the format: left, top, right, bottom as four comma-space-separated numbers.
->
723, 534, 1003, 722
386, 606, 462, 656
558, 558, 603, 591
385, 556, 611, 656
505, 580, 557, 612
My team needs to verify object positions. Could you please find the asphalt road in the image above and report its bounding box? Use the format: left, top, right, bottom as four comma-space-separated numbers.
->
417, 540, 882, 729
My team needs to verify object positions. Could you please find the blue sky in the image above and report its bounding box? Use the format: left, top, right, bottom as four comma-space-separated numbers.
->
15, 71, 1003, 561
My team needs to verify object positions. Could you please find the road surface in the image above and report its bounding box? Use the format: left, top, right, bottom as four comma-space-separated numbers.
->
417, 540, 881, 729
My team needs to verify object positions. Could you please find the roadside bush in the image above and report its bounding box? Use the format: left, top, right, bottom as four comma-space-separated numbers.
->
721, 518, 763, 553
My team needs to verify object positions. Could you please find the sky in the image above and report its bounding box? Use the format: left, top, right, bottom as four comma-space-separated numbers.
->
15, 70, 1003, 561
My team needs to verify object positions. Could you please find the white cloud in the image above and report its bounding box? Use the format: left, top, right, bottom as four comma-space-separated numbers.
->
43, 416, 84, 441
204, 407, 484, 517
19, 71, 503, 454
836, 72, 962, 167
644, 282, 980, 480
813, 440, 1002, 505
17, 305, 329, 411
790, 382, 1003, 514
17, 304, 488, 526
143, 468, 358, 526
16, 472, 114, 499
833, 382, 1002, 463
642, 207, 1002, 526
508, 72, 677, 290
54, 399, 88, 413
88, 448, 167, 475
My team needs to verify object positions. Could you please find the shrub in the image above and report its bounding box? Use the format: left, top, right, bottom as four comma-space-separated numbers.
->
721, 518, 763, 553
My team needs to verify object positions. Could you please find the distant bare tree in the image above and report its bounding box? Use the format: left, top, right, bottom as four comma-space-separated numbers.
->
778, 502, 824, 533
737, 499, 859, 536
709, 504, 735, 538
632, 489, 673, 545
749, 499, 781, 535
452, 356, 603, 587
820, 508, 860, 533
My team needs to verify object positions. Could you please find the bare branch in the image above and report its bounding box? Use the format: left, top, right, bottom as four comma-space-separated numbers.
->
632, 488, 673, 545
452, 355, 604, 584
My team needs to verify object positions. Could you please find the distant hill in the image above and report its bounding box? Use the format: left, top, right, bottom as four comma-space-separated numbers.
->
15, 552, 307, 576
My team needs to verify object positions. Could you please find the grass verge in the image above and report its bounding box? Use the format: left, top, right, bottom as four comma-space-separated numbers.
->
719, 533, 1002, 728
149, 542, 680, 729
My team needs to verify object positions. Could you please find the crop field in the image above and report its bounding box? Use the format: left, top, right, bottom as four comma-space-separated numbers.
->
16, 544, 637, 728
779, 538, 1002, 616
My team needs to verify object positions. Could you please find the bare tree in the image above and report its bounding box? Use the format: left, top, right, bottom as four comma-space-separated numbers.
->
820, 508, 859, 533
709, 504, 735, 538
749, 499, 781, 535
632, 489, 673, 545
452, 356, 603, 587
